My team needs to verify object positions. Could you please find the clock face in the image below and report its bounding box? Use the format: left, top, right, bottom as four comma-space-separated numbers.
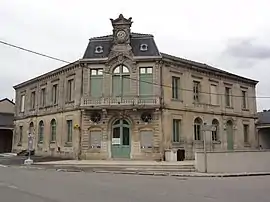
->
116, 30, 126, 40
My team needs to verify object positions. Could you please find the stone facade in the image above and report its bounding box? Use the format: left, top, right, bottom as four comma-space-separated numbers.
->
12, 14, 258, 160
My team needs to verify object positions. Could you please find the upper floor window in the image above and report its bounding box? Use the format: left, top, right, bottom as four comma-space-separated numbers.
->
20, 95, 25, 112
139, 67, 153, 96
52, 84, 58, 105
30, 91, 35, 109
172, 76, 180, 99
140, 44, 148, 51
225, 87, 232, 107
40, 88, 46, 107
210, 84, 218, 105
242, 90, 247, 109
67, 79, 74, 102
91, 69, 103, 76
90, 69, 103, 97
112, 65, 130, 96
95, 46, 103, 54
193, 81, 200, 102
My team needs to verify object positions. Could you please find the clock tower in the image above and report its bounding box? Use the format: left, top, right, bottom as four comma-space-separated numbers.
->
110, 14, 133, 52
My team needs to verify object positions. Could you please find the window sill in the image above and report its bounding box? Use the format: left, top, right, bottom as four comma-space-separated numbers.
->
29, 108, 36, 111
65, 142, 73, 147
17, 142, 22, 146
193, 140, 203, 144
65, 101, 74, 104
212, 140, 221, 144
225, 106, 234, 109
50, 141, 56, 144
171, 99, 183, 102
242, 108, 249, 111
38, 141, 43, 145
244, 142, 251, 147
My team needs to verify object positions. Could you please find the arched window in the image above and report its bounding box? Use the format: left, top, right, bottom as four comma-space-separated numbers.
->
50, 119, 56, 142
194, 117, 202, 140
38, 121, 44, 143
29, 122, 34, 135
212, 119, 219, 141
112, 65, 130, 97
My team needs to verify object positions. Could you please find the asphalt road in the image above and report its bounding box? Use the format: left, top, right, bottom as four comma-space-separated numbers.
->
0, 166, 269, 202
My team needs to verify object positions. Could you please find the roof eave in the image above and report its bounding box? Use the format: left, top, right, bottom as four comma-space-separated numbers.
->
13, 60, 80, 90
161, 53, 258, 85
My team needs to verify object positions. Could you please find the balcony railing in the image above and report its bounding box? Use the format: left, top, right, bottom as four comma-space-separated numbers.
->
81, 95, 161, 108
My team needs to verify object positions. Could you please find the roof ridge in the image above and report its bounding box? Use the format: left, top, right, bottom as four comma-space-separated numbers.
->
89, 32, 153, 41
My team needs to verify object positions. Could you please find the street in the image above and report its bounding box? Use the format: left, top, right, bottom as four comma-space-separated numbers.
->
0, 166, 269, 202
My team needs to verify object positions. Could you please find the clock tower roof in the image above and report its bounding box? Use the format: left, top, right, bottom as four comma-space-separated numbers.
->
110, 14, 133, 27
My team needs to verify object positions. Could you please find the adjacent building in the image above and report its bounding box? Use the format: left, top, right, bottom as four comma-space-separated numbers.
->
12, 14, 258, 160
256, 110, 270, 149
0, 98, 15, 153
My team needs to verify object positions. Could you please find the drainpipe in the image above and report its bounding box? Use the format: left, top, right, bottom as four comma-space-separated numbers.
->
159, 60, 165, 161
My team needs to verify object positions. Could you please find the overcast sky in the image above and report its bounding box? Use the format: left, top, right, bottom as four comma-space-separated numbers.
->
0, 0, 269, 111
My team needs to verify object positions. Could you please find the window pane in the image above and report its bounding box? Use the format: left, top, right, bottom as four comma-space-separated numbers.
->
122, 66, 129, 73
113, 66, 120, 74
97, 69, 103, 75
122, 75, 130, 95
139, 74, 153, 95
122, 127, 130, 145
91, 78, 103, 97
113, 127, 120, 138
112, 76, 121, 96
210, 85, 218, 105
91, 69, 96, 75
140, 68, 146, 74
147, 67, 153, 74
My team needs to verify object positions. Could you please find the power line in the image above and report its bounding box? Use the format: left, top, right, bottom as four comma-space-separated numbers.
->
1, 39, 268, 99
0, 40, 70, 64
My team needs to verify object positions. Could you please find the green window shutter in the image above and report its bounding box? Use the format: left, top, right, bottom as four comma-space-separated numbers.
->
122, 75, 130, 95
113, 76, 121, 96
90, 77, 103, 97
139, 74, 153, 96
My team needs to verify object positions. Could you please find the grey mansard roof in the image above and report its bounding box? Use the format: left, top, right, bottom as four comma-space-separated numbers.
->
83, 32, 161, 59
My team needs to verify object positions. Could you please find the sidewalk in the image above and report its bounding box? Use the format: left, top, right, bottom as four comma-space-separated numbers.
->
34, 160, 195, 166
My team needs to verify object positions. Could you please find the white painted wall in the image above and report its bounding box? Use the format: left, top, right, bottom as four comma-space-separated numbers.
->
195, 150, 270, 173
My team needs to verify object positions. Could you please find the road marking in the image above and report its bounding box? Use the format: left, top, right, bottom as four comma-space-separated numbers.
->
0, 164, 7, 168
7, 185, 18, 189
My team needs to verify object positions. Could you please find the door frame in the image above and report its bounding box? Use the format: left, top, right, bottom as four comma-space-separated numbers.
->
111, 119, 131, 158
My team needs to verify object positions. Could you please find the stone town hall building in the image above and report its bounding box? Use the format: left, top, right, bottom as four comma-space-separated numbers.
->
13, 14, 258, 160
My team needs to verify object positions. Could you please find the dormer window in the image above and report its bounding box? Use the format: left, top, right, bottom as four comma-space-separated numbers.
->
95, 46, 103, 54
140, 44, 148, 51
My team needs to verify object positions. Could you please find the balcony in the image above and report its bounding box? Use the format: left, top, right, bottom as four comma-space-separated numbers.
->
81, 95, 161, 109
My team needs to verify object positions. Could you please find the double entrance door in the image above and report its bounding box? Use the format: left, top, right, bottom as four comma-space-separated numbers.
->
111, 119, 131, 158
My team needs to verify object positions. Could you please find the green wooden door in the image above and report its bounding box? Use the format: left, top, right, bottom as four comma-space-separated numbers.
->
111, 120, 131, 158
227, 121, 234, 150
